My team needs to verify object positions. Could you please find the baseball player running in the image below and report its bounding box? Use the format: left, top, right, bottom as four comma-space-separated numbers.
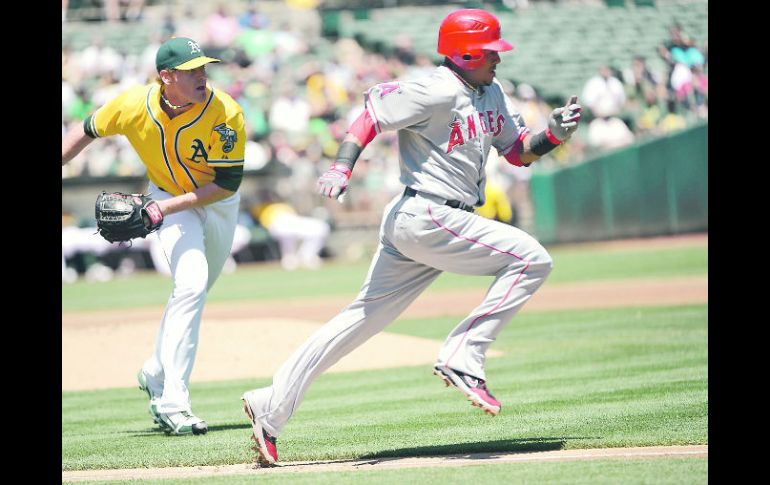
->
62, 37, 246, 436
241, 8, 582, 465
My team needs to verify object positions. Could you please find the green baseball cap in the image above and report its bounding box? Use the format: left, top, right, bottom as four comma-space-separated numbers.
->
155, 37, 221, 72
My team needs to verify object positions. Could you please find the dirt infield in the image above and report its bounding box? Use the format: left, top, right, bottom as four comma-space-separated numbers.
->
62, 445, 708, 482
62, 275, 707, 391
62, 232, 708, 391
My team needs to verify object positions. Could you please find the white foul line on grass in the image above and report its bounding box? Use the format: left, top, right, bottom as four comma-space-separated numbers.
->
62, 445, 708, 482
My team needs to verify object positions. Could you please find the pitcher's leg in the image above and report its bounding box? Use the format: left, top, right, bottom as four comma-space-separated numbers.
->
141, 302, 169, 396
203, 193, 240, 292
152, 214, 209, 414
250, 244, 441, 437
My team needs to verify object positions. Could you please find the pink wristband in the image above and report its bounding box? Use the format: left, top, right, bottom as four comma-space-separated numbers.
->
545, 128, 562, 145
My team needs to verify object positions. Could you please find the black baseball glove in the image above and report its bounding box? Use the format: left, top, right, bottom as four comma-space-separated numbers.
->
95, 191, 164, 243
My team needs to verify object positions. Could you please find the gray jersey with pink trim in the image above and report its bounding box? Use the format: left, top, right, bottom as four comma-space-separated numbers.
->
364, 65, 529, 207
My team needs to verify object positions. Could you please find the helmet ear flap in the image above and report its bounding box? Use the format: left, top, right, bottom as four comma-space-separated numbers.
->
451, 49, 485, 70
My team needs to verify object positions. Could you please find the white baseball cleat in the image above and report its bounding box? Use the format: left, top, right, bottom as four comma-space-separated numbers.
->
156, 410, 208, 436
137, 369, 162, 425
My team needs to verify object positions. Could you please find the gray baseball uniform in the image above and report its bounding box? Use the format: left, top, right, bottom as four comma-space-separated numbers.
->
246, 65, 553, 437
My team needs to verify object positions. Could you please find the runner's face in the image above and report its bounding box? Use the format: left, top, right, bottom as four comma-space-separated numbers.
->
466, 51, 501, 87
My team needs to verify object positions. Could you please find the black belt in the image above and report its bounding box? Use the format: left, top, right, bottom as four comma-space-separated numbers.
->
403, 187, 474, 212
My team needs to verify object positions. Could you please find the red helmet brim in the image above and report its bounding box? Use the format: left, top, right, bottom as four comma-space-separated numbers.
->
483, 38, 514, 52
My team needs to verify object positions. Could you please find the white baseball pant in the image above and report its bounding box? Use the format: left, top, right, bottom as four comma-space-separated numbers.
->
140, 181, 240, 414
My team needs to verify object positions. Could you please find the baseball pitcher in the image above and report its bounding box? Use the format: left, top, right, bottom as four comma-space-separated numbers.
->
62, 37, 246, 436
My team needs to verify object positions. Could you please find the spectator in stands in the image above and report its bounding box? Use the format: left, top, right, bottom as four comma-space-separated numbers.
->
690, 63, 708, 118
160, 9, 177, 40
239, 1, 270, 30
623, 56, 662, 106
658, 22, 690, 76
658, 99, 687, 134
250, 189, 330, 270
62, 210, 115, 283
76, 35, 122, 78
668, 41, 706, 115
170, 4, 201, 40
513, 83, 550, 133
475, 180, 513, 224
67, 86, 94, 122
621, 56, 666, 137
61, 211, 134, 283
581, 64, 626, 119
103, 0, 145, 23
635, 89, 665, 137
658, 22, 705, 113
272, 20, 308, 57
269, 85, 311, 134
138, 32, 166, 82
204, 4, 240, 56
586, 101, 635, 152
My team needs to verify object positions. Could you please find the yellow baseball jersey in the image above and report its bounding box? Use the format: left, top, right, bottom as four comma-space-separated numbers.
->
251, 202, 297, 228
85, 82, 245, 196
475, 182, 513, 223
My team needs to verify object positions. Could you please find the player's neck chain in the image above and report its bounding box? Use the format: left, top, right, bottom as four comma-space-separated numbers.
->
457, 74, 479, 94
160, 90, 192, 110
443, 61, 481, 95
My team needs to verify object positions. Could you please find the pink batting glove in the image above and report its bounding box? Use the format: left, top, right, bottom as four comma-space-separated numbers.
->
317, 163, 352, 199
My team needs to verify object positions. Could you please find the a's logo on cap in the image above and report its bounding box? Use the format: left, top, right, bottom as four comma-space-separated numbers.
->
188, 40, 202, 54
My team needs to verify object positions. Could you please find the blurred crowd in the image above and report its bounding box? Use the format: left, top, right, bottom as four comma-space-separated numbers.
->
577, 22, 707, 158
62, 2, 707, 279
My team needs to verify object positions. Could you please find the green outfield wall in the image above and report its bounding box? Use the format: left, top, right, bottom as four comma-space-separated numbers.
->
531, 122, 707, 244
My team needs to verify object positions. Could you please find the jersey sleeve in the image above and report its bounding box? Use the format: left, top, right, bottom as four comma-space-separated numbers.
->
207, 110, 246, 168
86, 88, 137, 138
364, 80, 435, 134
493, 89, 530, 158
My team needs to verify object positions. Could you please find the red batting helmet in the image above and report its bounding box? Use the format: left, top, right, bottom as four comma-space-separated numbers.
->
437, 9, 514, 70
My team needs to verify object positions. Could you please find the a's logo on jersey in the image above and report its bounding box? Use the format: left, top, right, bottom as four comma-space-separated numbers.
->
213, 123, 237, 153
187, 139, 208, 163
377, 82, 401, 98
188, 41, 202, 54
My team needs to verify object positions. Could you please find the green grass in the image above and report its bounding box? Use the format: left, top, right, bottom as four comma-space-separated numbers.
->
81, 457, 708, 484
62, 243, 707, 312
62, 304, 707, 471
